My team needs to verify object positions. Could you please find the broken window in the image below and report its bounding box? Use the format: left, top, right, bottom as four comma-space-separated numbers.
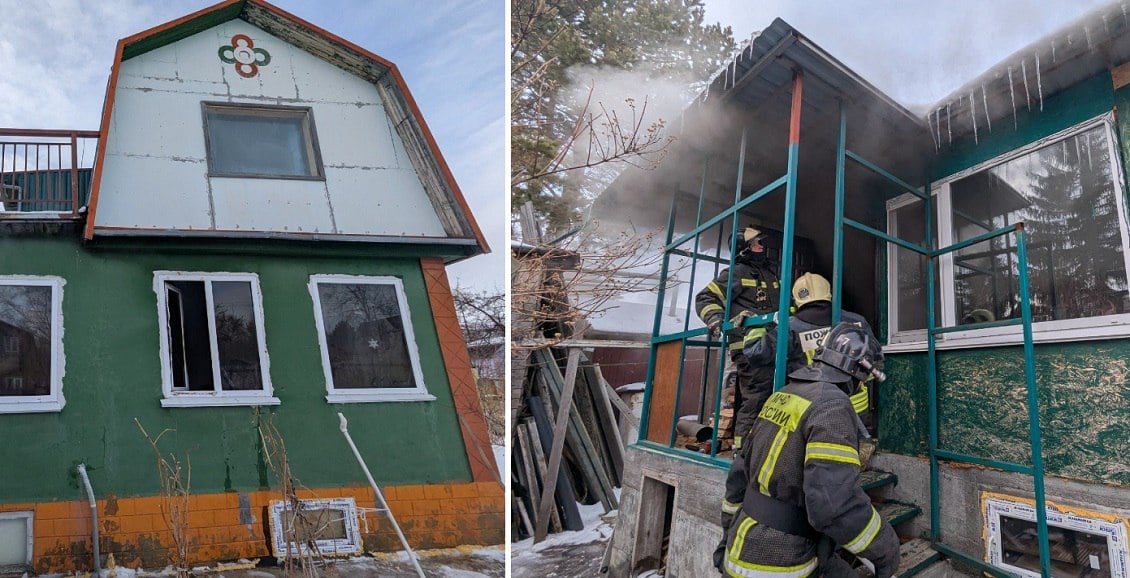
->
0, 277, 64, 413
203, 103, 323, 179
309, 275, 432, 403
268, 498, 362, 558
155, 272, 276, 407
888, 115, 1130, 344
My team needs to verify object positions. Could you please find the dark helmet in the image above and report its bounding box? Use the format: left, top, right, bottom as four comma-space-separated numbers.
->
789, 322, 884, 384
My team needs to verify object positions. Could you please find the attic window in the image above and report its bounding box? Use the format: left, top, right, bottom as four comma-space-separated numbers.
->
203, 103, 324, 179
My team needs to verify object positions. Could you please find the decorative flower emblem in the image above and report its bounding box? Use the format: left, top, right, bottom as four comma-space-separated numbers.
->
218, 34, 271, 78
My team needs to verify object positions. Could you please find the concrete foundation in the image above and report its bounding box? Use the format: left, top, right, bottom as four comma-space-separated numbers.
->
869, 453, 1130, 571
608, 447, 1130, 577
606, 445, 728, 577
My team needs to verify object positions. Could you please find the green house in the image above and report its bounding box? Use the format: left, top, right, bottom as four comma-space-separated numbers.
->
0, 0, 500, 573
598, 6, 1130, 577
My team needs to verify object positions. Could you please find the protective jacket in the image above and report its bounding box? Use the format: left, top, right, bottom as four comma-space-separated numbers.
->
743, 301, 875, 416
695, 256, 781, 351
722, 380, 899, 578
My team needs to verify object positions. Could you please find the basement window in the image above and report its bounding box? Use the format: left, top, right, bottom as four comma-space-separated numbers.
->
154, 272, 277, 407
985, 495, 1129, 578
309, 275, 433, 403
269, 498, 362, 558
203, 103, 324, 179
0, 511, 33, 571
0, 277, 65, 414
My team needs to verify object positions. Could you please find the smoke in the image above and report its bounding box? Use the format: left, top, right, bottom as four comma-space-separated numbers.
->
558, 56, 717, 201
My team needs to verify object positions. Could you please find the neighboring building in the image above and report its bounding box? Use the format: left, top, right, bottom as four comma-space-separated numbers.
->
0, 0, 500, 573
597, 4, 1130, 577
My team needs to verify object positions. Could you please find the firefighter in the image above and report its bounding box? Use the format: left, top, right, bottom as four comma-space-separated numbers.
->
695, 226, 781, 449
743, 272, 877, 421
721, 323, 899, 578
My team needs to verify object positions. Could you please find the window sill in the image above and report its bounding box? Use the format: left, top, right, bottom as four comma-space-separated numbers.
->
161, 394, 281, 408
325, 391, 436, 404
884, 316, 1130, 353
0, 397, 65, 414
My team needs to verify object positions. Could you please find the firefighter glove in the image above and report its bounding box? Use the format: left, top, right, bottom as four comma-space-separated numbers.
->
706, 313, 723, 336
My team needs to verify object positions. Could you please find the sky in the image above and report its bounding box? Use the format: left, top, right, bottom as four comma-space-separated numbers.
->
0, 0, 505, 294
702, 0, 1116, 111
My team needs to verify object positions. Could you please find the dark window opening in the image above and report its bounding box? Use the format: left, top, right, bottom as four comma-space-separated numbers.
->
164, 279, 263, 393
1000, 515, 1111, 577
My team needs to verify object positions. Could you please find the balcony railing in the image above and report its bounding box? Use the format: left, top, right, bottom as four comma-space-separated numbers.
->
0, 128, 100, 219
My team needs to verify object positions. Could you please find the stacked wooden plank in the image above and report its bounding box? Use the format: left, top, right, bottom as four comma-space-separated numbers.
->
511, 346, 635, 542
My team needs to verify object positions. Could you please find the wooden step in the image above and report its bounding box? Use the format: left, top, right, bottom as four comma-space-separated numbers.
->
860, 469, 898, 492
896, 538, 942, 577
876, 500, 921, 527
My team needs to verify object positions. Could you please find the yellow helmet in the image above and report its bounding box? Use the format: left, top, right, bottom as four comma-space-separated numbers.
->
792, 272, 831, 308
742, 226, 767, 243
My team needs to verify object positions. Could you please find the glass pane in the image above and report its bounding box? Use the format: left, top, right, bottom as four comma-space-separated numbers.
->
950, 126, 1127, 323
0, 285, 52, 397
317, 283, 417, 389
213, 281, 264, 391
207, 110, 312, 176
0, 516, 29, 566
891, 200, 940, 332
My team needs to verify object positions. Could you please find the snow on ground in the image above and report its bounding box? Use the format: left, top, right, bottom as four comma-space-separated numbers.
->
41, 546, 506, 578
511, 491, 621, 578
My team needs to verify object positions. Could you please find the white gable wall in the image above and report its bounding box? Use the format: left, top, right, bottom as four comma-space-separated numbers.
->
94, 20, 447, 238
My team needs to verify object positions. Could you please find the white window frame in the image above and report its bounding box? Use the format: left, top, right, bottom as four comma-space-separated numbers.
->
0, 276, 65, 414
153, 271, 277, 407
0, 510, 34, 569
268, 497, 362, 558
885, 113, 1130, 352
308, 275, 433, 403
202, 102, 324, 180
984, 496, 1129, 578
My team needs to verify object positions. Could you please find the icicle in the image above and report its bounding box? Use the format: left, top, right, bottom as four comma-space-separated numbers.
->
1051, 39, 1056, 64
1035, 52, 1043, 111
1085, 25, 1093, 51
946, 103, 952, 144
969, 92, 979, 145
982, 83, 991, 133
1021, 60, 1032, 111
929, 109, 939, 151
1008, 66, 1018, 130
1086, 133, 1094, 171
935, 108, 943, 149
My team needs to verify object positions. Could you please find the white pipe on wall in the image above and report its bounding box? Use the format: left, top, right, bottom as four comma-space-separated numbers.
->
75, 464, 101, 574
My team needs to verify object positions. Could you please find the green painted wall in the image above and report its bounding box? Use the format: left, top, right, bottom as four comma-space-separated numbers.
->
0, 235, 473, 504
880, 341, 1130, 485
879, 70, 1130, 487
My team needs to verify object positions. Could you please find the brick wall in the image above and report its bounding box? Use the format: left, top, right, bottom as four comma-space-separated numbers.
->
3, 481, 503, 573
